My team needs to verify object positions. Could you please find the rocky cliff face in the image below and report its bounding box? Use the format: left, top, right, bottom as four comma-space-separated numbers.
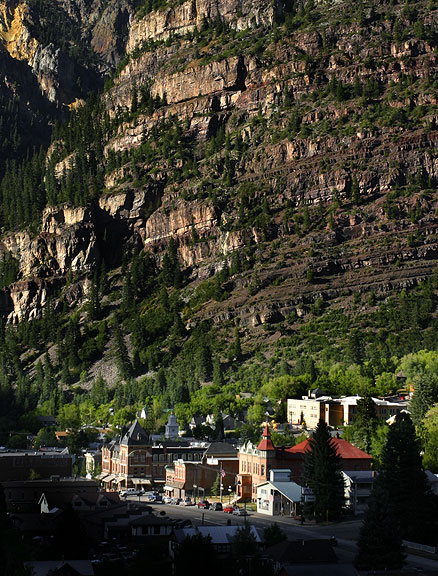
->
0, 0, 133, 107
126, 0, 281, 51
2, 0, 438, 337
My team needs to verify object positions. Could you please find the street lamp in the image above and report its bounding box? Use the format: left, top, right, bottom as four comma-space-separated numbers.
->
193, 484, 197, 504
228, 486, 232, 504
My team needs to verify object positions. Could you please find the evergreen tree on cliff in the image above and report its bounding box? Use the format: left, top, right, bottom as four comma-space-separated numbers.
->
303, 419, 344, 521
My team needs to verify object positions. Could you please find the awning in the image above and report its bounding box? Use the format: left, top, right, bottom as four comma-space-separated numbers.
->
103, 474, 116, 482
163, 485, 175, 492
131, 478, 152, 486
95, 473, 108, 480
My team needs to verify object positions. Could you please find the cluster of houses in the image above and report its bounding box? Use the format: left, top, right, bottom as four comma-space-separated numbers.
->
4, 391, 432, 576
94, 418, 377, 516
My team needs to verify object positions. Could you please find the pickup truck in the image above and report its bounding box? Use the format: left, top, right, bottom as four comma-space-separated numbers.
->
119, 488, 143, 497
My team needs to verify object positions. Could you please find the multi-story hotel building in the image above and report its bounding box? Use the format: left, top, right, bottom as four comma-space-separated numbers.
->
287, 393, 407, 428
100, 420, 208, 490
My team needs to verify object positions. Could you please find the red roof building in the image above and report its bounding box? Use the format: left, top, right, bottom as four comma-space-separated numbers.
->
237, 429, 372, 502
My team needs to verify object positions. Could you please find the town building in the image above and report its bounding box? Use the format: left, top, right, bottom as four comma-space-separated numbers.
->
236, 426, 373, 502
287, 437, 373, 477
165, 442, 238, 500
84, 450, 101, 477
287, 393, 408, 427
342, 470, 376, 515
236, 425, 299, 501
100, 420, 208, 490
2, 477, 99, 513
0, 448, 73, 482
130, 515, 175, 540
256, 469, 302, 517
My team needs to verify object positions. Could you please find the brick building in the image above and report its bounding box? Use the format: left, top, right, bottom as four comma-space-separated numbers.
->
100, 420, 207, 490
0, 448, 73, 482
236, 425, 372, 502
287, 437, 373, 476
164, 443, 238, 500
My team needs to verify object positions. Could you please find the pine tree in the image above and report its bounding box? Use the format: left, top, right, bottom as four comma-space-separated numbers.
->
233, 327, 242, 361
377, 412, 432, 542
87, 276, 101, 321
355, 480, 405, 570
195, 342, 213, 381
112, 320, 132, 380
303, 419, 345, 521
212, 357, 224, 386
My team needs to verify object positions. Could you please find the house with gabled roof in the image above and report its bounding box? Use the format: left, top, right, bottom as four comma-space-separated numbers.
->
130, 514, 175, 539
71, 492, 121, 513
25, 560, 94, 576
256, 469, 302, 516
169, 525, 262, 560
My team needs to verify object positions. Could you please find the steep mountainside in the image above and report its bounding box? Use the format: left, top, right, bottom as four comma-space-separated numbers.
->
0, 0, 437, 430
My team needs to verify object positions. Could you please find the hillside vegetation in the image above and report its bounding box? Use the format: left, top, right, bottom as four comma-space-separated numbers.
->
0, 0, 437, 467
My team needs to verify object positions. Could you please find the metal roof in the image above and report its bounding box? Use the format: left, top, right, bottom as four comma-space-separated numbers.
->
257, 480, 303, 503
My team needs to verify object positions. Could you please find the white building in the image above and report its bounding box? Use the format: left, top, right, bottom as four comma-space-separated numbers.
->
342, 470, 375, 514
287, 394, 408, 428
256, 469, 302, 517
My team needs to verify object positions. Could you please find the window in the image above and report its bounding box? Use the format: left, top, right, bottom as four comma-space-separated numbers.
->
261, 465, 265, 476
154, 526, 160, 535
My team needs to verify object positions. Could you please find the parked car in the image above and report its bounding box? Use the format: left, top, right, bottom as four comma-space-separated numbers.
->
120, 488, 142, 497
197, 500, 210, 509
181, 497, 194, 506
211, 502, 223, 511
232, 507, 248, 516
163, 496, 172, 504
148, 493, 162, 502
171, 497, 182, 505
223, 505, 235, 513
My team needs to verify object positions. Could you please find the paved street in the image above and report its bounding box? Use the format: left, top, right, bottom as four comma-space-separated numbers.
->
134, 497, 438, 573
